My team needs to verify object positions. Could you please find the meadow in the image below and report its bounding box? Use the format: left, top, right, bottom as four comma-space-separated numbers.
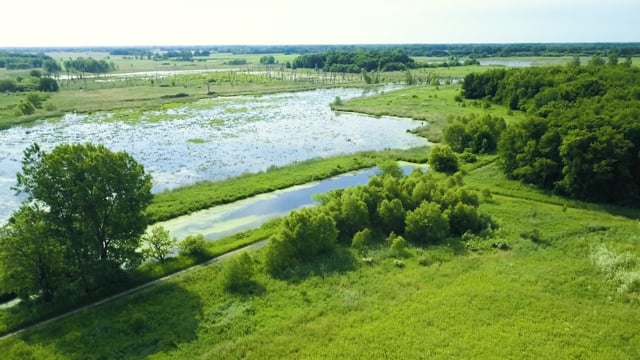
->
1, 158, 638, 359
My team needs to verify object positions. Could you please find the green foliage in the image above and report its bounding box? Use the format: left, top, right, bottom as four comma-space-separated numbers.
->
264, 208, 338, 275
38, 77, 59, 92
142, 226, 178, 262
179, 234, 207, 259
351, 228, 373, 250
377, 159, 403, 179
591, 244, 640, 294
443, 114, 506, 154
15, 100, 35, 116
0, 205, 66, 302
390, 235, 408, 257
488, 65, 640, 203
222, 252, 256, 294
10, 143, 152, 300
405, 201, 450, 245
428, 145, 459, 173
293, 48, 415, 73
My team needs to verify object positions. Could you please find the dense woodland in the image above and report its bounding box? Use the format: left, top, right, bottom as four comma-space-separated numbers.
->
458, 57, 640, 203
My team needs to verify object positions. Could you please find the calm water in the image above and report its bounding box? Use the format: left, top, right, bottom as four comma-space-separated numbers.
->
157, 165, 424, 241
0, 87, 427, 224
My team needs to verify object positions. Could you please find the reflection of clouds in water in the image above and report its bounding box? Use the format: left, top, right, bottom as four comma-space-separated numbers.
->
0, 86, 426, 223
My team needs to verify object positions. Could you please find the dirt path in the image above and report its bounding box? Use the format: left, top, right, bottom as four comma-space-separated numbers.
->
0, 239, 268, 341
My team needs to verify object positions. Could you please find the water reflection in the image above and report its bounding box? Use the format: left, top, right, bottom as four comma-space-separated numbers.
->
157, 165, 424, 241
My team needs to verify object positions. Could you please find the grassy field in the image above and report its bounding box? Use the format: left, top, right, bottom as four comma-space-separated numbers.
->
1, 161, 638, 359
333, 84, 526, 142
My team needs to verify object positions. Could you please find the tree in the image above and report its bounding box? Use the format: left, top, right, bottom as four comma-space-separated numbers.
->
0, 205, 66, 302
14, 143, 153, 290
142, 226, 177, 262
38, 77, 59, 92
428, 145, 459, 173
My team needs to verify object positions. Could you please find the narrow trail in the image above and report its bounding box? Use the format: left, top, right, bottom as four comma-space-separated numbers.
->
0, 239, 268, 341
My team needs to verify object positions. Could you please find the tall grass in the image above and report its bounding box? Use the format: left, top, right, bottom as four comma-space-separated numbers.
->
1, 163, 639, 358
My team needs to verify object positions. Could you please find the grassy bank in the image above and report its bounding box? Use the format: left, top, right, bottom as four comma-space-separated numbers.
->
332, 84, 526, 142
147, 148, 428, 222
1, 161, 638, 358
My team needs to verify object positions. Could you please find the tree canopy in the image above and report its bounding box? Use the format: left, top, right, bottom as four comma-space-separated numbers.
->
462, 62, 640, 203
2, 143, 153, 301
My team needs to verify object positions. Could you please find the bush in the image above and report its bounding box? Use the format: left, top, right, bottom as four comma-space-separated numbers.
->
428, 145, 459, 174
222, 252, 256, 293
405, 201, 450, 245
38, 77, 59, 92
15, 100, 35, 115
352, 228, 373, 250
264, 208, 338, 275
390, 235, 408, 257
179, 234, 207, 259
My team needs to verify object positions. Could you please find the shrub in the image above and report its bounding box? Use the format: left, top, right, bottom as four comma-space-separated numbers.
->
15, 100, 35, 115
428, 145, 459, 174
264, 208, 338, 275
179, 234, 207, 259
222, 252, 256, 293
352, 228, 373, 250
405, 201, 450, 245
391, 235, 408, 257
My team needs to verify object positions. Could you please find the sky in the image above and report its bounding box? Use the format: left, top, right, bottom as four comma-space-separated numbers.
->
2, 0, 639, 47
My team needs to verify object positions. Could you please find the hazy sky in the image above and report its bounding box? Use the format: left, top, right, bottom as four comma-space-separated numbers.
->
2, 0, 639, 47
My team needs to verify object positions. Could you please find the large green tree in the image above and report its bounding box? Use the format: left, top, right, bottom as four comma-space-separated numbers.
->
13, 143, 153, 293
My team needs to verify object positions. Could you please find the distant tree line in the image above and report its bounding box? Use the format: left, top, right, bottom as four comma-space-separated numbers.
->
63, 57, 116, 77
0, 51, 53, 69
7, 43, 640, 61
292, 49, 416, 73
460, 57, 640, 203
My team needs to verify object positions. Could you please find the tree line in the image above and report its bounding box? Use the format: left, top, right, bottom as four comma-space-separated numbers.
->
292, 49, 416, 73
0, 51, 53, 69
457, 58, 640, 203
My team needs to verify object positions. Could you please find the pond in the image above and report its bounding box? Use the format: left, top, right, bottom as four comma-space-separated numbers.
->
0, 86, 427, 224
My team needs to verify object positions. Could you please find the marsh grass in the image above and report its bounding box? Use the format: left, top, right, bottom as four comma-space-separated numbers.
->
332, 85, 526, 143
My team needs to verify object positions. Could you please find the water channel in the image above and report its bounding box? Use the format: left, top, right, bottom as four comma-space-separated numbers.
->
0, 86, 428, 224
156, 164, 424, 241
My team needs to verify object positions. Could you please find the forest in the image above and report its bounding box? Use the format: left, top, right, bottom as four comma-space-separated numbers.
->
458, 56, 640, 203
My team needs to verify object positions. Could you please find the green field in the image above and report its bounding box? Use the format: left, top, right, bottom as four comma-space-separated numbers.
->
1, 160, 638, 359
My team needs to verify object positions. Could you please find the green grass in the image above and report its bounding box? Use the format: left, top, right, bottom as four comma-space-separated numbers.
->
1, 163, 639, 359
333, 84, 526, 142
